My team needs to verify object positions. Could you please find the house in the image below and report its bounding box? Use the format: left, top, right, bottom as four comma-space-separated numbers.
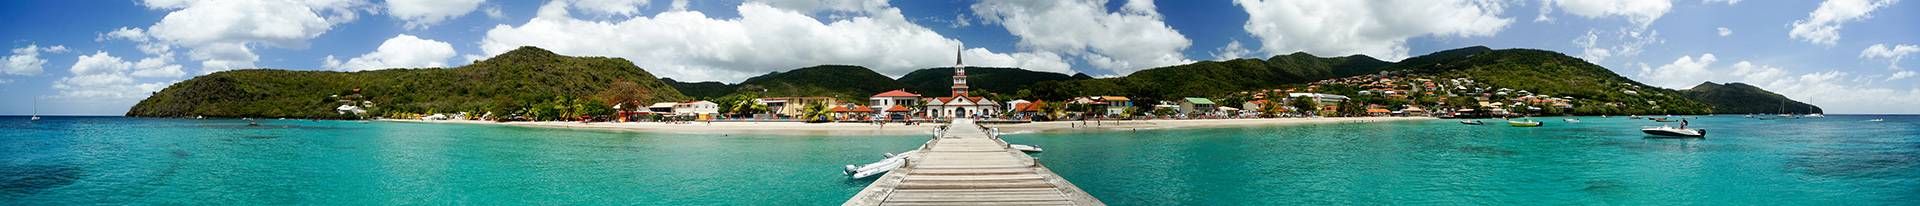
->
759, 96, 836, 118
1366, 106, 1391, 116
1012, 100, 1045, 120
1004, 99, 1031, 111
673, 101, 720, 119
1178, 97, 1216, 115
1288, 93, 1350, 106
830, 104, 875, 120
647, 102, 678, 113
869, 89, 920, 119
1242, 99, 1269, 112
1098, 96, 1131, 116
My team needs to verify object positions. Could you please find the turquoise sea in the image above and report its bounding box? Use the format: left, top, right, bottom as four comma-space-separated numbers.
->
3, 115, 1917, 205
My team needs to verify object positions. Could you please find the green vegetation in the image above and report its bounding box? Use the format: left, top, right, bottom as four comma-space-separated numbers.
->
735, 65, 907, 102
897, 67, 1078, 97
1017, 52, 1390, 102
127, 46, 686, 119
1680, 82, 1823, 114
1404, 48, 1712, 115
660, 78, 736, 100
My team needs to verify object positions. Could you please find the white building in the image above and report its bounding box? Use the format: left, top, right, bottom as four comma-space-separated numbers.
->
869, 89, 920, 119
924, 49, 1000, 119
673, 101, 719, 116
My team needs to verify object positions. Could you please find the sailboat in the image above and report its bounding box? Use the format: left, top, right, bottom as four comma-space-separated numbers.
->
29, 98, 40, 122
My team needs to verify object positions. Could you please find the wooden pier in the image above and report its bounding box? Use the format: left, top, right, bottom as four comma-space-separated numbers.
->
844, 119, 1104, 206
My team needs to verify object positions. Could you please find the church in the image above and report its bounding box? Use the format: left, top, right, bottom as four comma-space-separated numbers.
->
924, 47, 1000, 119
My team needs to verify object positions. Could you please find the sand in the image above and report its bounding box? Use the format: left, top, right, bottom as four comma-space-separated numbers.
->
384, 117, 1434, 136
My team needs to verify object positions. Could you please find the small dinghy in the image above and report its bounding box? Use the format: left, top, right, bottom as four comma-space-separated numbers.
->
1010, 144, 1043, 153
1460, 120, 1484, 125
1642, 125, 1705, 137
1562, 118, 1580, 123
1508, 119, 1543, 127
844, 150, 917, 179
1650, 117, 1678, 122
1868, 119, 1885, 122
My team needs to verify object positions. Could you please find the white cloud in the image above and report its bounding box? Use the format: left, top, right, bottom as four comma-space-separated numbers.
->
1573, 28, 1661, 65
483, 5, 507, 19
386, 0, 486, 28
1543, 0, 1672, 28
141, 0, 365, 73
4, 44, 68, 76
1642, 53, 1920, 113
566, 0, 651, 17
1860, 43, 1917, 68
1789, 0, 1898, 45
1702, 0, 1742, 5
52, 51, 172, 100
1716, 27, 1732, 36
971, 0, 1192, 74
1891, 70, 1916, 80
324, 34, 456, 71
1234, 0, 1511, 61
1210, 40, 1252, 60
477, 1, 1069, 82
963, 48, 1072, 74
1638, 53, 1718, 88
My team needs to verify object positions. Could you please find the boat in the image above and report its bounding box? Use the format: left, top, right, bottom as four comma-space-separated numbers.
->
844, 150, 917, 179
1649, 117, 1678, 122
29, 98, 40, 122
1628, 115, 1644, 119
1642, 125, 1705, 137
1868, 119, 1886, 122
1744, 114, 1754, 118
1804, 113, 1825, 118
1460, 120, 1484, 125
1010, 144, 1043, 153
1562, 118, 1580, 123
1508, 119, 1543, 127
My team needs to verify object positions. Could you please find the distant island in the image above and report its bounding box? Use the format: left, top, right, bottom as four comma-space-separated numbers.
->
127, 45, 1819, 120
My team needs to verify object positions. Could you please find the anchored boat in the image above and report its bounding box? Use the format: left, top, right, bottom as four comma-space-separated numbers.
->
1460, 120, 1484, 125
1010, 144, 1043, 153
1507, 119, 1543, 127
1642, 125, 1705, 137
844, 150, 917, 179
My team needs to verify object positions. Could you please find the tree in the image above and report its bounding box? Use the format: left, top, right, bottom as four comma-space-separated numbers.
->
1259, 100, 1285, 117
597, 80, 653, 110
1289, 97, 1318, 116
800, 101, 832, 122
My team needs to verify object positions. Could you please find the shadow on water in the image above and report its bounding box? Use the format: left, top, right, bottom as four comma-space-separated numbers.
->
0, 164, 82, 197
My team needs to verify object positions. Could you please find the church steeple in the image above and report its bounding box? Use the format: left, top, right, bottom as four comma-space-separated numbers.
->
951, 46, 968, 97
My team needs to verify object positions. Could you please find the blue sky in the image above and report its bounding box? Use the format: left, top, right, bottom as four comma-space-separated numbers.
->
2, 0, 1917, 115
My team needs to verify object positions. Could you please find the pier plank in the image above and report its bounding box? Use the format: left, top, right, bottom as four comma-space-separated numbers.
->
844, 119, 1103, 206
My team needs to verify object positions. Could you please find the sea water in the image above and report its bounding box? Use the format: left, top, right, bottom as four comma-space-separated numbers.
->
3, 116, 1917, 205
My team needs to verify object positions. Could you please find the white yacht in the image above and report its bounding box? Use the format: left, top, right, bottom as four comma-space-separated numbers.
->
845, 150, 917, 179
1011, 144, 1043, 153
1642, 125, 1705, 137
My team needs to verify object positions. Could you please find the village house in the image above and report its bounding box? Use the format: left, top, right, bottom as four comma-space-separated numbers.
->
868, 90, 920, 120
1178, 97, 1216, 115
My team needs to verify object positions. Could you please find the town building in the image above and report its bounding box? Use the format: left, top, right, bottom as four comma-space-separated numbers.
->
1178, 97, 1216, 115
869, 90, 920, 120
924, 47, 999, 118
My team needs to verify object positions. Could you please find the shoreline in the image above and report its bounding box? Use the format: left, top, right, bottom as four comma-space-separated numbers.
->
383, 116, 1436, 136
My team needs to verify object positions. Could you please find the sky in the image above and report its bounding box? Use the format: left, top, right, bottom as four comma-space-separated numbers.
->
1, 0, 1916, 115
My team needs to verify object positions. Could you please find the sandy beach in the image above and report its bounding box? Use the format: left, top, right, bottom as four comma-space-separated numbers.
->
386, 116, 1434, 136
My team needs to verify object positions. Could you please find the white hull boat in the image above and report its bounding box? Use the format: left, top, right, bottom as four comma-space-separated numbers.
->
1563, 118, 1580, 123
1011, 144, 1043, 153
1642, 125, 1705, 137
1460, 120, 1484, 125
1868, 119, 1885, 122
844, 150, 917, 179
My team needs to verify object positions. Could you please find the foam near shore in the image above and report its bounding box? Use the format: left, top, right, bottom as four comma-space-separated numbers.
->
386, 116, 1434, 136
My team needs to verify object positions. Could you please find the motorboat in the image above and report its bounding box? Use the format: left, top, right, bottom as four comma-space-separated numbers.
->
1508, 119, 1543, 127
1650, 117, 1678, 122
1010, 144, 1043, 153
1803, 113, 1825, 118
844, 150, 917, 179
1642, 125, 1705, 137
1628, 115, 1644, 119
1563, 118, 1581, 123
1460, 120, 1485, 125
1868, 119, 1886, 122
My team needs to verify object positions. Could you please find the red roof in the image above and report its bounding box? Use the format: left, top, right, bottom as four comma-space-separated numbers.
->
848, 105, 874, 112
1017, 101, 1045, 112
830, 106, 851, 112
872, 89, 921, 98
886, 105, 912, 112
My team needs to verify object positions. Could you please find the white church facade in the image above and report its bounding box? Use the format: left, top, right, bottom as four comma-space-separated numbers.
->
923, 47, 1000, 119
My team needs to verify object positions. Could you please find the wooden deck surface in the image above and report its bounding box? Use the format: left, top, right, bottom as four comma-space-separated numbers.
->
844, 119, 1103, 206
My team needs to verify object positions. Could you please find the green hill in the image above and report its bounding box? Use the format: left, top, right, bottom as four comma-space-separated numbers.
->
1020, 52, 1393, 101
1401, 48, 1713, 114
1015, 46, 1727, 115
661, 78, 737, 100
897, 66, 1078, 97
734, 65, 907, 101
1680, 82, 1822, 114
127, 46, 686, 118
